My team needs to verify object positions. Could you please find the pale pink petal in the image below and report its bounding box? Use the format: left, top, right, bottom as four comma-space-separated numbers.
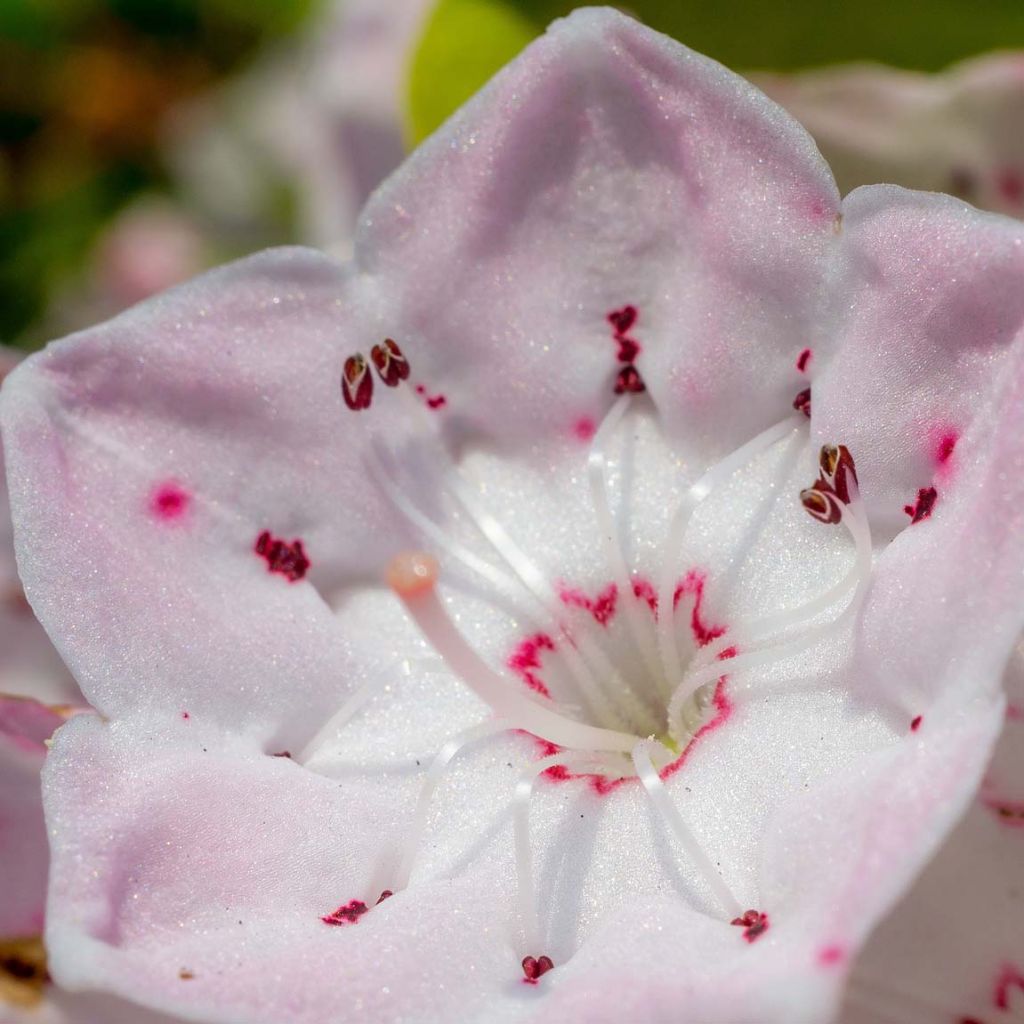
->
0, 248, 421, 736
815, 186, 1024, 528
357, 7, 840, 456
756, 54, 1024, 216
840, 706, 1024, 1023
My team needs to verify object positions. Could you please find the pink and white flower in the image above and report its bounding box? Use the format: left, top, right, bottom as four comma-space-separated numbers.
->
3, 9, 1024, 1023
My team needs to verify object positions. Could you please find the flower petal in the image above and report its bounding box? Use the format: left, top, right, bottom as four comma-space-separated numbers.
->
0, 248, 421, 736
840, 704, 1024, 1023
815, 186, 1024, 528
357, 7, 840, 455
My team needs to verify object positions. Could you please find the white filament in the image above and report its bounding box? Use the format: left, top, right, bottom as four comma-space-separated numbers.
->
631, 739, 742, 919
656, 416, 806, 697
513, 751, 630, 952
392, 719, 510, 892
587, 393, 664, 694
666, 489, 874, 740
396, 583, 639, 754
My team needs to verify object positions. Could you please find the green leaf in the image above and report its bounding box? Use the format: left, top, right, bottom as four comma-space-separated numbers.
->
405, 0, 537, 144
407, 0, 1024, 142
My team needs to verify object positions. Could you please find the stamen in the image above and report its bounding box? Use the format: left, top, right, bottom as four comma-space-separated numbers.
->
390, 719, 509, 893
587, 393, 664, 691
631, 739, 742, 919
387, 553, 639, 753
372, 417, 652, 733
666, 484, 873, 739
514, 751, 631, 953
656, 415, 806, 695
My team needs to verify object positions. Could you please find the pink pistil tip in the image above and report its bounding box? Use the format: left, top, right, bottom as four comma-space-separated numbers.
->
386, 551, 439, 598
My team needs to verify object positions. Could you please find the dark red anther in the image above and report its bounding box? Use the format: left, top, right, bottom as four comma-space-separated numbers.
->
793, 387, 811, 417
370, 338, 410, 387
522, 955, 555, 983
800, 483, 843, 525
255, 531, 311, 582
904, 486, 937, 524
819, 444, 858, 504
796, 348, 812, 373
342, 353, 373, 411
910, 716, 923, 732
614, 365, 646, 394
376, 890, 393, 905
321, 899, 369, 926
731, 909, 769, 943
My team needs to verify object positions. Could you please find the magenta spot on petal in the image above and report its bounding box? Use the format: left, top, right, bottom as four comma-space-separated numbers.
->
936, 432, 958, 464
796, 348, 812, 373
573, 417, 596, 443
255, 531, 310, 582
817, 945, 846, 967
904, 486, 937, 524
910, 715, 923, 732
181, 711, 190, 721
673, 571, 726, 647
150, 482, 191, 522
321, 899, 369, 926
558, 582, 618, 626
507, 633, 556, 698
1008, 705, 1024, 722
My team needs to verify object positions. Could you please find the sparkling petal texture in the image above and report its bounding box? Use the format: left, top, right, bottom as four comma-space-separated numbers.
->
2, 8, 1024, 1024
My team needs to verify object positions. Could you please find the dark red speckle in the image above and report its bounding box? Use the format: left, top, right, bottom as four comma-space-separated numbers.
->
321, 899, 369, 926
608, 305, 645, 393
150, 482, 191, 522
731, 909, 769, 943
522, 955, 554, 984
904, 486, 937, 524
255, 531, 311, 582
375, 890, 393, 905
181, 711, 190, 721
573, 417, 596, 443
796, 348, 812, 373
910, 715, 923, 732
271, 750, 292, 759
413, 384, 447, 410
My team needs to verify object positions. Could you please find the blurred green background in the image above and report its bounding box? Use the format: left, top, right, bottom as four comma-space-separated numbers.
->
3, 0, 1024, 349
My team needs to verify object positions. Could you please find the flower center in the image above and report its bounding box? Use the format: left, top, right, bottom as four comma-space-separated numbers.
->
303, 318, 873, 980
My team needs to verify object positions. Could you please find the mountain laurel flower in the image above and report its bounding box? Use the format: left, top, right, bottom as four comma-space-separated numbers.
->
3, 8, 1024, 1024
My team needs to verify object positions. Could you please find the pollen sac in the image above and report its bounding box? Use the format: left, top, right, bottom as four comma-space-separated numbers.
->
342, 353, 373, 411
614, 364, 646, 394
792, 387, 811, 418
522, 955, 555, 982
818, 444, 858, 504
801, 484, 843, 525
370, 338, 410, 387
